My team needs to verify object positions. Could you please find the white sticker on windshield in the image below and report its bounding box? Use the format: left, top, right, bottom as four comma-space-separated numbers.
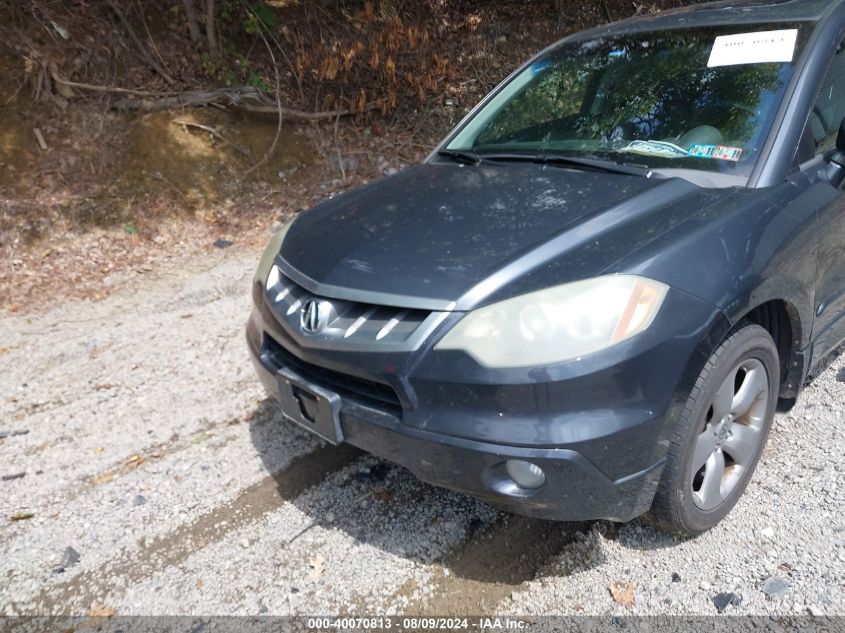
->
707, 29, 798, 68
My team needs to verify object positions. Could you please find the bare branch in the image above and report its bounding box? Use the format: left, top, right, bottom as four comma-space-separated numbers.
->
48, 65, 376, 120
241, 102, 377, 118
49, 65, 181, 97
173, 119, 251, 156
106, 0, 176, 86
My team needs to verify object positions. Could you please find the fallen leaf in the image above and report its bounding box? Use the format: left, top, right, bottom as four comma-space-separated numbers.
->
125, 454, 144, 469
10, 511, 34, 521
609, 580, 636, 607
89, 605, 116, 617
308, 552, 326, 580
89, 341, 113, 359
373, 489, 394, 502
91, 472, 117, 485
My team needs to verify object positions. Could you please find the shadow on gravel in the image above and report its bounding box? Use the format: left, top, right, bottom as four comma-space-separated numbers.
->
804, 345, 844, 386
248, 397, 602, 589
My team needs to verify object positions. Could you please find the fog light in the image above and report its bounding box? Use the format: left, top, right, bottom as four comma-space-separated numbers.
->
505, 460, 546, 489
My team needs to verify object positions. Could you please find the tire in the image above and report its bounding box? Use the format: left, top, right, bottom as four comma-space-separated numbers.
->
648, 323, 780, 535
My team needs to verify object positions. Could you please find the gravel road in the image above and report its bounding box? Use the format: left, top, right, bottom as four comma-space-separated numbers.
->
1, 244, 843, 617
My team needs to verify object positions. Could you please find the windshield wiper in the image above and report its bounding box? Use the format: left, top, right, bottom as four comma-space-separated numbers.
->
480, 152, 660, 178
437, 149, 483, 165
539, 153, 658, 177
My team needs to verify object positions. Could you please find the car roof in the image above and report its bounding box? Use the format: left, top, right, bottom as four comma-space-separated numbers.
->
570, 0, 841, 40
640, 0, 838, 23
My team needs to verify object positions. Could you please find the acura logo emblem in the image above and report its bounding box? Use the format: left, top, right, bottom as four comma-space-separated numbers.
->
300, 299, 326, 334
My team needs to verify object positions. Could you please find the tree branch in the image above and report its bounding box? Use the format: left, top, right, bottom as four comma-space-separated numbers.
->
47, 67, 376, 120
106, 0, 176, 86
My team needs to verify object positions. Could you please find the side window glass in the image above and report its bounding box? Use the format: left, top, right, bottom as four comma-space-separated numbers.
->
812, 41, 845, 153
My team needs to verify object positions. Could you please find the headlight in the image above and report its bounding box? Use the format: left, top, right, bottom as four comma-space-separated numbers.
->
435, 275, 668, 368
254, 219, 294, 286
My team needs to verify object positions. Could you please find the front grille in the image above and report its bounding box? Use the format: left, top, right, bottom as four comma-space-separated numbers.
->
264, 335, 402, 414
265, 264, 432, 346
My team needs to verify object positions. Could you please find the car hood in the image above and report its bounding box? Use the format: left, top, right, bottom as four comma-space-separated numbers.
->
280, 162, 717, 310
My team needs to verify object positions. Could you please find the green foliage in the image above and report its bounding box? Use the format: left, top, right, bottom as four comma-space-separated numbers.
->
201, 2, 275, 92
247, 70, 269, 91
244, 3, 275, 35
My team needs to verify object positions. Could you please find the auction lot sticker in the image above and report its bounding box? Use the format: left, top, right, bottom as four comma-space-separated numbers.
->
708, 29, 798, 67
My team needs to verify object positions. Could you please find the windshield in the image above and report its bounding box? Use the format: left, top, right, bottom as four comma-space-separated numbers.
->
445, 24, 808, 177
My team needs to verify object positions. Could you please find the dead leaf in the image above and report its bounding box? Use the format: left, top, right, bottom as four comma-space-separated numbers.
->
89, 341, 113, 359
125, 454, 144, 469
89, 605, 116, 617
373, 489, 394, 502
91, 471, 117, 485
10, 511, 34, 521
308, 552, 326, 580
609, 580, 636, 607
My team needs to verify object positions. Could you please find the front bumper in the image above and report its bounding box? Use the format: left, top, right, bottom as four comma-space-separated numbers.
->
248, 337, 663, 521
246, 280, 728, 522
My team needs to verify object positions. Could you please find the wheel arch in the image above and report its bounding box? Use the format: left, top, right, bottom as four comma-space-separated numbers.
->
680, 295, 807, 409
734, 299, 806, 403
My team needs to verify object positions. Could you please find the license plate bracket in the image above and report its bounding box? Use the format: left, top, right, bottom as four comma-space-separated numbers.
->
276, 367, 343, 445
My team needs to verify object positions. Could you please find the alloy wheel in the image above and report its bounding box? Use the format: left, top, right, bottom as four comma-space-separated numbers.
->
690, 358, 770, 511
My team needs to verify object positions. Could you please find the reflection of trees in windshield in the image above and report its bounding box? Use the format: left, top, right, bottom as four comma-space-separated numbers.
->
476, 29, 788, 159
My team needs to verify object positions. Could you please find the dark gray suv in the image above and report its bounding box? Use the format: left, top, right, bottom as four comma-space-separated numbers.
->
248, 0, 845, 534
